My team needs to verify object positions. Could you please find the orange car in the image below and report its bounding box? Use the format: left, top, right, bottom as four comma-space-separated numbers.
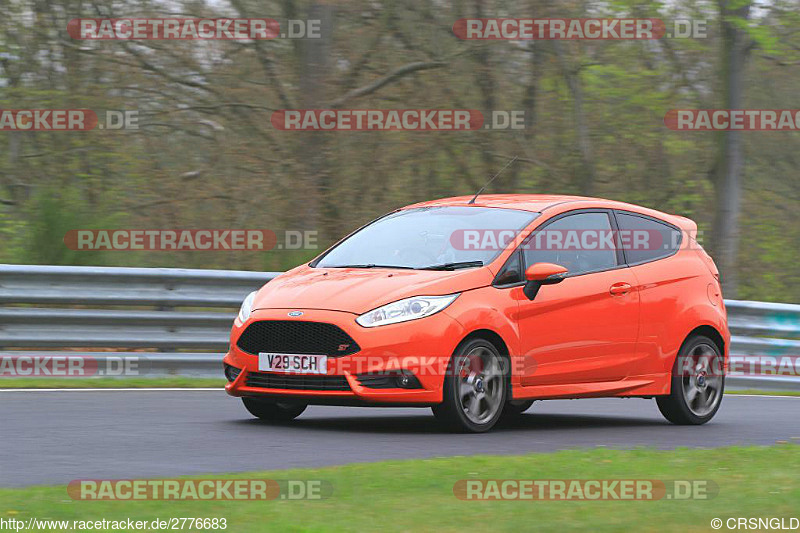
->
224, 195, 728, 432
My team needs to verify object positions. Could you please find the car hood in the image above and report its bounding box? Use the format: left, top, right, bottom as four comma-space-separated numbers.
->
252, 265, 494, 314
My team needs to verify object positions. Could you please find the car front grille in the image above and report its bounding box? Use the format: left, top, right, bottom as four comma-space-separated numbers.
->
245, 371, 351, 391
236, 320, 360, 357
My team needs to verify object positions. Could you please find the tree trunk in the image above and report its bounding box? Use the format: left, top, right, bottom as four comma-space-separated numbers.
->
298, 3, 334, 240
555, 41, 595, 196
711, 0, 752, 298
473, 0, 498, 193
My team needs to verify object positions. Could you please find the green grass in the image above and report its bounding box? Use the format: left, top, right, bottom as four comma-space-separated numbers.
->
1, 445, 798, 532
0, 377, 226, 389
725, 389, 800, 397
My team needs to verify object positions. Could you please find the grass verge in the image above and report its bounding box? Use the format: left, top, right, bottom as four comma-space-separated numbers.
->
725, 389, 800, 397
1, 445, 797, 532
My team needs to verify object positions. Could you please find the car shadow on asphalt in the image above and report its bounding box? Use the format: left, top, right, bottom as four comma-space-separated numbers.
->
227, 412, 667, 434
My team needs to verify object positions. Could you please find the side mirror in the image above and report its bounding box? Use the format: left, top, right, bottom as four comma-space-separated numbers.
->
523, 263, 568, 300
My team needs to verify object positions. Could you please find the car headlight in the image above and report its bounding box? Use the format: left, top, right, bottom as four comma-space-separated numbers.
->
356, 294, 459, 328
238, 291, 257, 323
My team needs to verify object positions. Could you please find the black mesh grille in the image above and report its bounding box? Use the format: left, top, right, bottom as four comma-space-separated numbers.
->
224, 364, 241, 382
356, 374, 396, 389
236, 320, 360, 356
356, 372, 422, 390
245, 371, 351, 391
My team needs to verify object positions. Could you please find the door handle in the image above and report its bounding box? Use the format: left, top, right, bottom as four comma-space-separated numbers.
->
609, 282, 632, 296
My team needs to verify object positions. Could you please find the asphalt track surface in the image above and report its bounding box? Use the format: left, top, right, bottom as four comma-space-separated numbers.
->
1, 391, 798, 487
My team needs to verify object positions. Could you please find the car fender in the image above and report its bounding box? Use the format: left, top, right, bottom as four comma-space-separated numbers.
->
442, 287, 522, 378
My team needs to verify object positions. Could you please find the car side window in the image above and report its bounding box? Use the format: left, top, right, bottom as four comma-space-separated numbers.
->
523, 212, 618, 276
615, 211, 682, 265
494, 250, 523, 286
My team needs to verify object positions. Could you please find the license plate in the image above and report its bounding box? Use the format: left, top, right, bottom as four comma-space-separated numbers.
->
258, 353, 327, 374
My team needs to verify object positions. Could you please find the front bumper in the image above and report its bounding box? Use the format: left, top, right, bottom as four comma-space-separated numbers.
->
224, 308, 465, 405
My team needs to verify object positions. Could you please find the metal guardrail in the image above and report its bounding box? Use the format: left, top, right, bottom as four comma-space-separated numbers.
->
0, 265, 276, 377
1, 264, 798, 389
724, 299, 800, 390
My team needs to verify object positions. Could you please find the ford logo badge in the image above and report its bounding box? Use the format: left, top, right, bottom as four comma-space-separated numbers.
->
288, 311, 303, 317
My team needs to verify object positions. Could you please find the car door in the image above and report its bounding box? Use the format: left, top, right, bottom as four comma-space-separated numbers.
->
516, 210, 641, 386
613, 209, 688, 378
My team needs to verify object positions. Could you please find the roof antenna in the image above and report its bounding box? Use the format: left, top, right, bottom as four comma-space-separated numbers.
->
467, 155, 518, 205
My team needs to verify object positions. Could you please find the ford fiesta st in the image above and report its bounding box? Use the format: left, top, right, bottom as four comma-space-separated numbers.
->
224, 195, 729, 432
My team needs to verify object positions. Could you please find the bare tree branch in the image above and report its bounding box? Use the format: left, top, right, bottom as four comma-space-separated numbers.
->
329, 61, 445, 108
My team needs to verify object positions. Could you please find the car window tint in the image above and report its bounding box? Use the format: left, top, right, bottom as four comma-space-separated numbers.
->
523, 212, 618, 276
615, 212, 682, 264
494, 251, 522, 285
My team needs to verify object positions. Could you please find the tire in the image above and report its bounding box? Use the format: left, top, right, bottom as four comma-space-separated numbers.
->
432, 338, 508, 433
501, 399, 535, 418
242, 398, 307, 421
656, 334, 724, 425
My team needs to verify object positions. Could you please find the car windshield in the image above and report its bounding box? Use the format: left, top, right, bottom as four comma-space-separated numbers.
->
314, 206, 539, 270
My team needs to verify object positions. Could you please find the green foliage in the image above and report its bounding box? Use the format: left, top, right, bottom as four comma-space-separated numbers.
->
0, 0, 797, 301
18, 188, 121, 266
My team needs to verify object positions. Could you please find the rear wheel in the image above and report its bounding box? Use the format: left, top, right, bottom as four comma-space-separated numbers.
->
432, 338, 508, 433
242, 398, 307, 421
656, 335, 724, 425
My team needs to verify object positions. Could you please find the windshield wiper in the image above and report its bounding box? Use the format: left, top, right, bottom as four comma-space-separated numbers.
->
329, 264, 415, 269
419, 260, 484, 271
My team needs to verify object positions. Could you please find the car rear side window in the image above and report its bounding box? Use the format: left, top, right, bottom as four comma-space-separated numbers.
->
523, 212, 618, 276
615, 211, 682, 265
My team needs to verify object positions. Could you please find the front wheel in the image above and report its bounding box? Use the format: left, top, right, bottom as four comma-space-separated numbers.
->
501, 399, 535, 418
656, 335, 724, 425
242, 398, 307, 421
432, 338, 508, 433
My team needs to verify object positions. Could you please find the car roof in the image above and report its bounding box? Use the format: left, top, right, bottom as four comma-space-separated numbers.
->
406, 194, 588, 212
404, 194, 696, 231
